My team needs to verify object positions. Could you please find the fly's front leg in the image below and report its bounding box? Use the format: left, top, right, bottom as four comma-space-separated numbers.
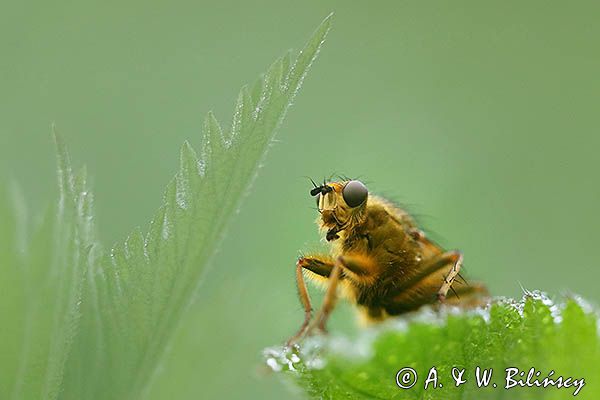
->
286, 255, 334, 346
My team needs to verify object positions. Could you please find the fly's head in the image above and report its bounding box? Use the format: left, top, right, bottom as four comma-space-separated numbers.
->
310, 179, 368, 241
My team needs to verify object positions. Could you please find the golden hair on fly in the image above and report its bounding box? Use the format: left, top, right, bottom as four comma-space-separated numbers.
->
287, 178, 488, 345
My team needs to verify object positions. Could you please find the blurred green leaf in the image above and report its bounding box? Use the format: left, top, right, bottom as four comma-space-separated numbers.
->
267, 292, 600, 399
0, 134, 98, 400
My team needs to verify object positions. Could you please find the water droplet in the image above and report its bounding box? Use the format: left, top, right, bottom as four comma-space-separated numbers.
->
161, 212, 170, 240
266, 358, 282, 372
197, 160, 206, 177
175, 175, 188, 210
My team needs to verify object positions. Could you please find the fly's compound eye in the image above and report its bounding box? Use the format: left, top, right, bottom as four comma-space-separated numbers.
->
342, 180, 368, 207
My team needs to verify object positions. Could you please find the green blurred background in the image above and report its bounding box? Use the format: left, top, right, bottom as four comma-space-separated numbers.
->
2, 1, 599, 398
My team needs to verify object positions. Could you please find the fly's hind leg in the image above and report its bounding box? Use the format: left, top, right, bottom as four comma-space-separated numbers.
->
387, 250, 488, 314
389, 251, 463, 295
436, 251, 463, 302
286, 255, 334, 346
387, 250, 464, 306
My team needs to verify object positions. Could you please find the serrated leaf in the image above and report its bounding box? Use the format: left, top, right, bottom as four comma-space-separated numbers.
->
56, 14, 332, 400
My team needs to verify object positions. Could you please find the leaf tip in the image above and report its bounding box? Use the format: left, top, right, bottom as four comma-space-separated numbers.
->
315, 12, 334, 40
181, 139, 193, 153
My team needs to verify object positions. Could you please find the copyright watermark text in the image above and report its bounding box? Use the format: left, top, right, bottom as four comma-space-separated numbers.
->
395, 367, 585, 396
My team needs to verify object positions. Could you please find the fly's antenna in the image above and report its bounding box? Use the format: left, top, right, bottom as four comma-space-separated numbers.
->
301, 175, 320, 189
310, 181, 333, 197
